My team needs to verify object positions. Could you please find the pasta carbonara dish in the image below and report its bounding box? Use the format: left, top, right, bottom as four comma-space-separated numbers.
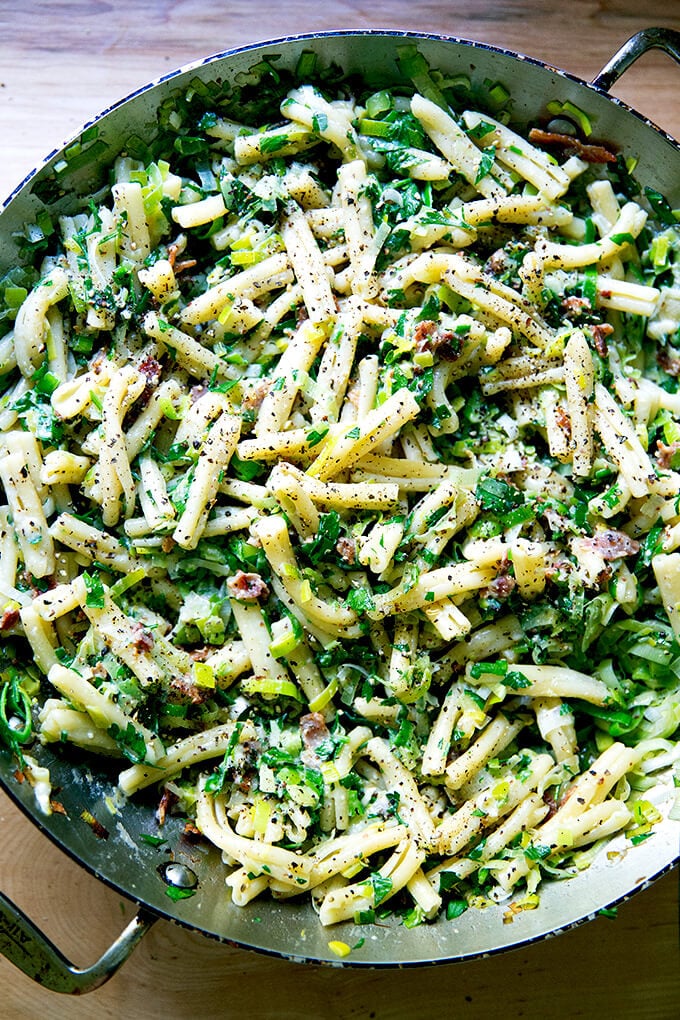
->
1, 46, 679, 931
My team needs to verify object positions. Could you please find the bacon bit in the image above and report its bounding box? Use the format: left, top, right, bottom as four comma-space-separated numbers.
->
161, 536, 176, 554
656, 440, 680, 471
227, 570, 269, 602
131, 621, 155, 652
658, 349, 680, 377
91, 351, 110, 376
595, 565, 613, 587
166, 241, 185, 270
20, 572, 57, 599
554, 404, 572, 441
242, 380, 270, 412
138, 355, 162, 388
414, 320, 461, 360
13, 769, 25, 783
528, 128, 617, 164
233, 739, 261, 794
0, 607, 19, 631
300, 712, 331, 768
591, 323, 613, 358
189, 646, 212, 662
174, 258, 197, 275
157, 786, 179, 826
300, 712, 330, 749
169, 675, 210, 705
336, 536, 356, 565
486, 250, 508, 276
562, 295, 592, 320
487, 575, 516, 600
414, 320, 436, 347
542, 789, 558, 820
50, 799, 68, 816
544, 550, 574, 583
580, 529, 640, 560
137, 355, 163, 407
182, 821, 203, 843
80, 809, 109, 840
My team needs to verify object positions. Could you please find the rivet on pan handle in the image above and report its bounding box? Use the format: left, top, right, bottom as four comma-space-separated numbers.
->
0, 890, 156, 994
592, 27, 680, 91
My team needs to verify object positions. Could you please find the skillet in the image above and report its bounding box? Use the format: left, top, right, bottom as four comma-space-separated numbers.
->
0, 26, 679, 992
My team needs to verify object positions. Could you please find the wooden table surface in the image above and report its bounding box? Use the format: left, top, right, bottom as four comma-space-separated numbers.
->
1, 2, 679, 1017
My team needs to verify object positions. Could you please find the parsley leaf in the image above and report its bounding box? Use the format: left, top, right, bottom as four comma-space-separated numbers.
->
366, 871, 393, 906
303, 511, 341, 565
83, 570, 106, 608
475, 477, 524, 514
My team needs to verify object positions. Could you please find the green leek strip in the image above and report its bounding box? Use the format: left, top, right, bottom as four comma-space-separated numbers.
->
109, 567, 147, 599
359, 119, 393, 139
269, 621, 302, 659
240, 676, 302, 701
308, 676, 339, 713
251, 796, 272, 834
365, 90, 393, 117
546, 99, 593, 137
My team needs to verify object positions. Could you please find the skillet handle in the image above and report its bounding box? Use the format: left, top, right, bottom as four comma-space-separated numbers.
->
0, 889, 157, 994
592, 27, 680, 91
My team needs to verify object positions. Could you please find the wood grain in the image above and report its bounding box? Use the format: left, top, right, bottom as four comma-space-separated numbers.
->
0, 2, 679, 1016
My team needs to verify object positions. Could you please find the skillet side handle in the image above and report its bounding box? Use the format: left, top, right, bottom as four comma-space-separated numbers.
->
592, 27, 680, 91
0, 890, 157, 994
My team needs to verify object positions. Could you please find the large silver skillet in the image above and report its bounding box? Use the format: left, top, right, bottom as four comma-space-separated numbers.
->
1, 26, 679, 993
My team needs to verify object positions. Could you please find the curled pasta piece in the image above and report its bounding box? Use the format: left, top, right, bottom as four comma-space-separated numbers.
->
251, 513, 363, 639
371, 561, 497, 619
430, 793, 550, 885
462, 110, 571, 199
412, 95, 507, 200
563, 329, 594, 478
534, 201, 648, 269
318, 836, 425, 925
173, 412, 241, 550
0, 451, 54, 577
364, 736, 437, 848
465, 662, 611, 706
494, 742, 639, 890
97, 365, 146, 525
196, 783, 313, 889
119, 722, 251, 795
437, 752, 554, 857
254, 319, 327, 438
112, 181, 152, 262
445, 713, 529, 791
281, 85, 362, 162
179, 253, 293, 326
307, 389, 421, 481
48, 664, 163, 765
39, 700, 121, 756
280, 201, 336, 322
13, 267, 69, 378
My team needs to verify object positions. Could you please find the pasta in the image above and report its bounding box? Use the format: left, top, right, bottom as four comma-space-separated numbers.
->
1, 45, 680, 936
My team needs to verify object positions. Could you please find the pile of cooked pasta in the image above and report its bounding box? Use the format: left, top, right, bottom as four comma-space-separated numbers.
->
1, 46, 680, 929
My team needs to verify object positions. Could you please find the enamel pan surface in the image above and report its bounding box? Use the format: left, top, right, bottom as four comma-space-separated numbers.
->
1, 31, 679, 976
